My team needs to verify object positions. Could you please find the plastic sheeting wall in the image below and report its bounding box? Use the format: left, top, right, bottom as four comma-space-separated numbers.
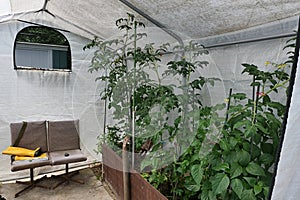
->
195, 38, 290, 105
272, 49, 300, 200
0, 21, 104, 181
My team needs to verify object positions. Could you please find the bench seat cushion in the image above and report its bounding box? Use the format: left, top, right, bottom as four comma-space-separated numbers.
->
11, 154, 51, 171
49, 149, 87, 165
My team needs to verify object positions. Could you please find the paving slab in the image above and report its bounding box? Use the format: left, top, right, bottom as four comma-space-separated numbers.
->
0, 168, 115, 200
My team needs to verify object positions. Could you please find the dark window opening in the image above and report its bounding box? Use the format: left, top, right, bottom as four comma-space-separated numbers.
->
14, 26, 71, 71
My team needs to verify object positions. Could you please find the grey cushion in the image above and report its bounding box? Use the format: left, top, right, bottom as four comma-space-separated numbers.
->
48, 119, 87, 166
48, 119, 80, 152
10, 120, 50, 172
49, 149, 87, 165
10, 120, 48, 153
11, 154, 51, 172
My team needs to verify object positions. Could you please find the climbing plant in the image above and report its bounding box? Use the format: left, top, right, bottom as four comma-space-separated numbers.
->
85, 13, 294, 200
84, 13, 212, 158
141, 50, 291, 200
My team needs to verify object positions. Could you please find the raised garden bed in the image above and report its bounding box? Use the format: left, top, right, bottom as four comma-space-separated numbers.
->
102, 144, 167, 200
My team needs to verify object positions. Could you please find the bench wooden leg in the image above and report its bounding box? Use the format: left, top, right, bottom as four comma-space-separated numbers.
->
15, 168, 51, 198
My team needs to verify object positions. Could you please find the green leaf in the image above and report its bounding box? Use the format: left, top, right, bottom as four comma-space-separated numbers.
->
256, 114, 267, 125
250, 82, 261, 87
244, 125, 257, 138
242, 141, 251, 151
233, 120, 251, 130
231, 178, 243, 199
231, 93, 247, 100
228, 104, 244, 114
253, 133, 262, 145
265, 112, 281, 126
200, 190, 217, 200
241, 189, 256, 200
224, 151, 240, 163
254, 184, 262, 195
229, 137, 238, 148
263, 187, 269, 197
246, 162, 266, 176
259, 153, 274, 166
219, 139, 230, 151
185, 184, 200, 192
191, 164, 204, 185
267, 102, 285, 116
140, 158, 153, 171
238, 149, 251, 166
255, 123, 269, 135
242, 64, 259, 76
211, 173, 230, 195
244, 177, 257, 187
248, 144, 261, 160
213, 163, 230, 172
230, 163, 243, 179
262, 95, 271, 104
261, 143, 273, 154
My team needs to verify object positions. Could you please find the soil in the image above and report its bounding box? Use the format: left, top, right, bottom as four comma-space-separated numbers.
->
90, 162, 103, 180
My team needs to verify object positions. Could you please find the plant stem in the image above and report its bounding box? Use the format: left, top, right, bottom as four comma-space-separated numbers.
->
227, 79, 290, 121
154, 63, 161, 85
225, 88, 233, 123
263, 79, 290, 96
250, 85, 260, 154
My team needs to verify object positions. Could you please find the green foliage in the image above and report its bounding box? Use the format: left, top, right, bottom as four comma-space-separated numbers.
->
86, 13, 294, 200
141, 44, 292, 200
16, 26, 68, 45
84, 12, 212, 157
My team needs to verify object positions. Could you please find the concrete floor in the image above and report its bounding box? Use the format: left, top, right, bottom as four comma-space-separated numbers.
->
0, 168, 115, 200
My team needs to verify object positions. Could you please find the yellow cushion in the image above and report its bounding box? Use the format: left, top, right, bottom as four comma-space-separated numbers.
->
14, 153, 47, 161
2, 146, 41, 157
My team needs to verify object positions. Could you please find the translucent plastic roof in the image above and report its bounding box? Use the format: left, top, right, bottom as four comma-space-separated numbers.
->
1, 0, 299, 40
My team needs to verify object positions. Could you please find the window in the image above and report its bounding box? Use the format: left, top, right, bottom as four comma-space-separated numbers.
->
14, 26, 71, 71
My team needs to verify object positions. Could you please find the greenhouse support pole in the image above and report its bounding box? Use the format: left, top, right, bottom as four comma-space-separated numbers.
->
130, 20, 138, 169
101, 62, 109, 180
119, 0, 183, 46
205, 33, 296, 49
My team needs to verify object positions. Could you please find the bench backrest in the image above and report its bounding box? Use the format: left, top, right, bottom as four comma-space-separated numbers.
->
10, 120, 48, 153
48, 119, 80, 152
